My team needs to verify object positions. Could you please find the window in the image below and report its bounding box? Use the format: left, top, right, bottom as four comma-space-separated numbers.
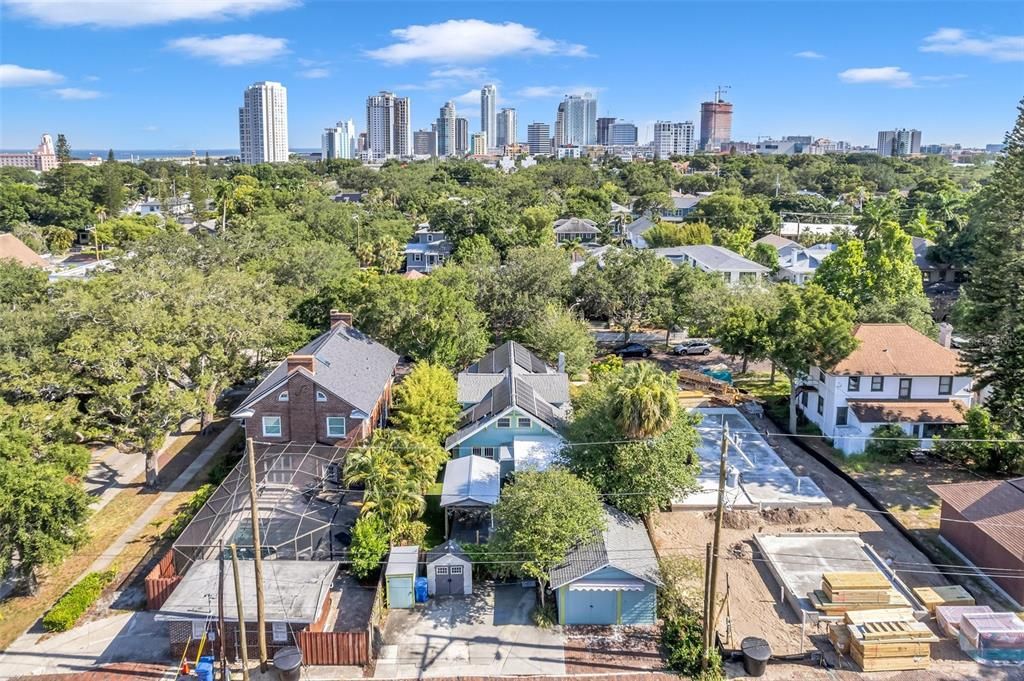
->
939, 376, 953, 395
818, 368, 826, 382
316, 390, 327, 402
899, 378, 913, 399
262, 416, 282, 437
414, 253, 422, 262
192, 621, 207, 638
271, 622, 288, 643
517, 417, 531, 428
449, 565, 463, 575
871, 376, 884, 392
801, 391, 809, 407
496, 417, 512, 428
848, 377, 860, 392
277, 390, 289, 401
471, 446, 496, 460
836, 407, 849, 427
326, 417, 346, 438
816, 395, 824, 416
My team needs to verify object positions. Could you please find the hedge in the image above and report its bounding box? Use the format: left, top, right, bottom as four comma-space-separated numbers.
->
42, 569, 116, 632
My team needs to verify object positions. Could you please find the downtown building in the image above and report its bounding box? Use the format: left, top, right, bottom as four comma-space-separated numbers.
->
699, 98, 733, 151
528, 122, 552, 155
455, 118, 469, 155
239, 81, 289, 164
653, 121, 695, 159
437, 101, 457, 157
413, 128, 436, 157
609, 121, 638, 146
365, 91, 411, 161
496, 108, 517, 150
878, 129, 922, 157
480, 84, 497, 151
0, 133, 58, 171
558, 93, 598, 147
321, 119, 356, 160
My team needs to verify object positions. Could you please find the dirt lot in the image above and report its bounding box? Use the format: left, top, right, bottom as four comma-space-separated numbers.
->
563, 625, 665, 675
650, 411, 1022, 680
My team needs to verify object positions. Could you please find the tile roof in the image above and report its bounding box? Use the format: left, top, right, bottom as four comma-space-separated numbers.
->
930, 479, 1024, 559
0, 233, 49, 269
655, 244, 769, 273
831, 324, 963, 376
847, 400, 967, 425
549, 506, 662, 589
554, 217, 600, 234
233, 322, 398, 416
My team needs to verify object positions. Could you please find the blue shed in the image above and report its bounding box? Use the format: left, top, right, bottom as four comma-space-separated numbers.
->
549, 506, 662, 626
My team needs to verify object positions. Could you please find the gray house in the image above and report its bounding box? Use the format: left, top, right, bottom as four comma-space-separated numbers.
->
554, 217, 601, 243
404, 225, 452, 273
550, 506, 662, 626
654, 244, 769, 285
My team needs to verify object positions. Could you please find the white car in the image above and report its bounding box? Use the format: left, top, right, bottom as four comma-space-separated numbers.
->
673, 340, 713, 356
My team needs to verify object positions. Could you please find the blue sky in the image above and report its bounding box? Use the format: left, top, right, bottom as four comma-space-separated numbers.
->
1, 1, 1022, 151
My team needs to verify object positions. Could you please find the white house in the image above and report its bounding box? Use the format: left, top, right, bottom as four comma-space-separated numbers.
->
654, 244, 769, 285
799, 324, 973, 455
777, 243, 836, 285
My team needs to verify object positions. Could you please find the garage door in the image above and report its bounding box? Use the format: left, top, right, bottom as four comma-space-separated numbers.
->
435, 564, 464, 596
564, 589, 617, 625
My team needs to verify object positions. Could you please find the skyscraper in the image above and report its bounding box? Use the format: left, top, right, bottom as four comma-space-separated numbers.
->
561, 93, 598, 146
480, 84, 497, 150
597, 117, 616, 146
653, 121, 696, 159
554, 102, 566, 148
365, 91, 411, 160
238, 81, 289, 164
496, 108, 517, 149
877, 129, 922, 156
527, 122, 551, 155
413, 129, 436, 156
321, 119, 356, 160
437, 100, 457, 157
455, 118, 469, 155
699, 98, 733, 151
470, 132, 488, 156
609, 121, 638, 146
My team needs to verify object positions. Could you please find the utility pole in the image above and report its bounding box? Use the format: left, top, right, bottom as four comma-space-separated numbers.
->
218, 540, 227, 681
245, 437, 269, 671
230, 544, 251, 681
703, 418, 730, 670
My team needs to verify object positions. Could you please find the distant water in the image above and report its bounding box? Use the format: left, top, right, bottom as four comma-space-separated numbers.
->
0, 148, 321, 161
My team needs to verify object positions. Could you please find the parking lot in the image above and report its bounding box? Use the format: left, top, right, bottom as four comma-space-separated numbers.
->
373, 582, 565, 678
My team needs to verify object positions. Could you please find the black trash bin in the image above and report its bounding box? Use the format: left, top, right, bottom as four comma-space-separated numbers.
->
740, 636, 771, 677
273, 646, 303, 681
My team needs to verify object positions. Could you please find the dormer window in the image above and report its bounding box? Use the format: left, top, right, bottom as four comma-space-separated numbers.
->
278, 391, 289, 402
316, 390, 327, 402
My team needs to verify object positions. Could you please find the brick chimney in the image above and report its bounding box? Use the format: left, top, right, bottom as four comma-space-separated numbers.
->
330, 309, 353, 329
286, 355, 315, 374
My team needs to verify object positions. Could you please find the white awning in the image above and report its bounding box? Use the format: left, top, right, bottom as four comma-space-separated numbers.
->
569, 579, 646, 592
440, 455, 500, 508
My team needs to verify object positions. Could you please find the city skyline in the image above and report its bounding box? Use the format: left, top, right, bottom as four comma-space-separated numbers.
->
1, 2, 1022, 150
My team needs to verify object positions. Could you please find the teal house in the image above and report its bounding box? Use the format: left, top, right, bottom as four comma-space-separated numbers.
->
549, 506, 662, 626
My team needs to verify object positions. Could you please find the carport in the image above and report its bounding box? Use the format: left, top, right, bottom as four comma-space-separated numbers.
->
440, 455, 499, 537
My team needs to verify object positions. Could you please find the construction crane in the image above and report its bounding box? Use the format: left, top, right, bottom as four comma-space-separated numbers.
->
714, 84, 731, 103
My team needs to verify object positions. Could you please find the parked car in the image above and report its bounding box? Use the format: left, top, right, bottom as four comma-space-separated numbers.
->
609, 342, 652, 358
673, 340, 713, 356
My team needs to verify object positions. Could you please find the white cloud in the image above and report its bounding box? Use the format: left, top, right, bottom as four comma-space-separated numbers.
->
168, 34, 289, 66
83, 74, 100, 82
920, 73, 968, 82
452, 89, 481, 105
838, 66, 914, 88
53, 87, 102, 100
516, 85, 601, 98
921, 28, 1024, 62
430, 66, 488, 80
5, 0, 297, 28
0, 63, 63, 87
366, 19, 588, 64
794, 50, 825, 59
299, 67, 330, 79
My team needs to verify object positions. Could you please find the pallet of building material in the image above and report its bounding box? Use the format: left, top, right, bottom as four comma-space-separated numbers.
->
854, 620, 936, 641
844, 608, 917, 625
823, 571, 891, 592
827, 588, 894, 604
913, 585, 975, 614
852, 640, 933, 658
812, 589, 910, 614
828, 623, 851, 654
849, 648, 929, 672
936, 605, 993, 638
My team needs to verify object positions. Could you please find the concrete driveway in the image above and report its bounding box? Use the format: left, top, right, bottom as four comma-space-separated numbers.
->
373, 582, 565, 679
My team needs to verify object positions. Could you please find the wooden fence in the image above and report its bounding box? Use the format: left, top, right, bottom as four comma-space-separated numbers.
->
144, 550, 181, 610
296, 630, 369, 666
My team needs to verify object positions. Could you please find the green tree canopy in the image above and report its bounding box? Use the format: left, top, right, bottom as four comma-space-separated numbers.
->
391, 361, 460, 445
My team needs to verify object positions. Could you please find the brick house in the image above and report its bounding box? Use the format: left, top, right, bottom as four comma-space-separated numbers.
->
230, 311, 399, 446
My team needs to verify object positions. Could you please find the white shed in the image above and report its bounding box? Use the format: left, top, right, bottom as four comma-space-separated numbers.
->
425, 540, 472, 597
385, 545, 420, 609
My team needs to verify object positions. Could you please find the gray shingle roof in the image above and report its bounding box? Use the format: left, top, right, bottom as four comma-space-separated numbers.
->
465, 341, 554, 375
754, 234, 800, 251
554, 217, 601, 234
457, 372, 569, 405
549, 506, 662, 589
655, 244, 769, 273
233, 323, 399, 416
445, 372, 566, 449
425, 539, 471, 564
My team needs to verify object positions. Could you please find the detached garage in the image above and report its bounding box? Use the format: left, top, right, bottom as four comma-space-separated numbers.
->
426, 540, 472, 597
550, 506, 662, 626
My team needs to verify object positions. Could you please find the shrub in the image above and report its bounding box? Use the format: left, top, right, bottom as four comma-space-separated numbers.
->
589, 354, 623, 381
350, 515, 389, 579
934, 406, 1024, 475
531, 601, 558, 628
461, 542, 495, 579
662, 607, 723, 681
165, 483, 215, 540
42, 569, 116, 632
863, 424, 916, 461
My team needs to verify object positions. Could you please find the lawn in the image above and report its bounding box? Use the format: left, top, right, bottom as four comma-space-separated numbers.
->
422, 481, 445, 548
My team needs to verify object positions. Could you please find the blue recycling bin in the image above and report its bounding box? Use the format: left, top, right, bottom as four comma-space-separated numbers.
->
195, 656, 214, 681
414, 577, 429, 602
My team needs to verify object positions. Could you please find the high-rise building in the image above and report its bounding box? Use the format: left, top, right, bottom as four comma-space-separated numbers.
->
653, 121, 696, 159
0, 133, 58, 171
609, 121, 638, 146
321, 119, 356, 160
877, 129, 922, 157
436, 100, 457, 157
470, 132, 488, 156
413, 129, 436, 156
365, 91, 411, 160
597, 117, 616, 146
699, 98, 733, 151
480, 84, 497, 150
554, 102, 566, 148
527, 122, 552, 155
561, 93, 598, 146
238, 81, 289, 164
455, 117, 469, 155
496, 108, 517, 149
357, 133, 367, 154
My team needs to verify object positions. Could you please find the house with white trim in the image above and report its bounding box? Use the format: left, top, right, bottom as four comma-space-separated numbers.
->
404, 224, 452, 274
799, 324, 973, 455
654, 244, 769, 285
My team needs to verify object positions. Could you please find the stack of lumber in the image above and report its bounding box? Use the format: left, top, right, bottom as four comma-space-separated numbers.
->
811, 571, 909, 615
913, 585, 974, 614
843, 611, 939, 672
827, 623, 850, 654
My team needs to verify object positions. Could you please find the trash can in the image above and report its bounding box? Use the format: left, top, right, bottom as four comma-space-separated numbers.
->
194, 656, 214, 681
273, 646, 303, 681
740, 637, 771, 677
415, 576, 429, 603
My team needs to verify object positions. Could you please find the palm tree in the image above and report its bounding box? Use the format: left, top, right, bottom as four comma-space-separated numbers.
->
856, 199, 898, 240
612, 362, 678, 438
344, 431, 429, 531
213, 180, 233, 233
